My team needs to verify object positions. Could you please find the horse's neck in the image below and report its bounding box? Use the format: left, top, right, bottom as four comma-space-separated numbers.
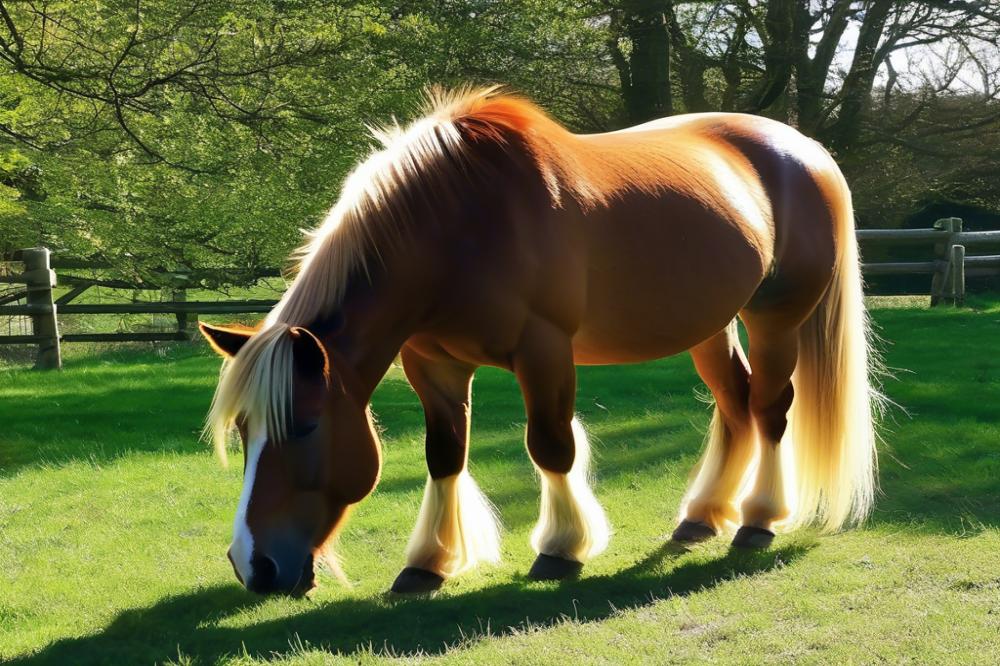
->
319, 272, 423, 402
316, 133, 551, 392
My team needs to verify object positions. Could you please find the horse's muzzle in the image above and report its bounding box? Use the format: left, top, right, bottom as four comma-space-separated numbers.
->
236, 550, 316, 597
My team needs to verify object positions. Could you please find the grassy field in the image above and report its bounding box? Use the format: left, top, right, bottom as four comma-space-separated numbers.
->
1, 298, 998, 664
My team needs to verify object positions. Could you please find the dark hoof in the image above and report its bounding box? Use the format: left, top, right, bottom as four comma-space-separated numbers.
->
731, 525, 775, 549
390, 567, 445, 594
528, 554, 583, 581
671, 519, 717, 543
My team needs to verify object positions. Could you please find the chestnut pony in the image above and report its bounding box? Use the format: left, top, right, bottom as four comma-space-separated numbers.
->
200, 86, 880, 596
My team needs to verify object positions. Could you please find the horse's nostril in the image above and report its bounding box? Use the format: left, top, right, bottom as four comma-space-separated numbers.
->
248, 552, 279, 593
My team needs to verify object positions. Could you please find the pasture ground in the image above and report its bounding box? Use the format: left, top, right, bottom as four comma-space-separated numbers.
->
1, 297, 998, 664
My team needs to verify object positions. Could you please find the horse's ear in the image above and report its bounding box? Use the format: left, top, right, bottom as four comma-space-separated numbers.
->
289, 327, 331, 382
199, 322, 254, 358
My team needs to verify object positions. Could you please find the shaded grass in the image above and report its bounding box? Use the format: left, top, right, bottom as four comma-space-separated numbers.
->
4, 544, 816, 665
1, 299, 998, 664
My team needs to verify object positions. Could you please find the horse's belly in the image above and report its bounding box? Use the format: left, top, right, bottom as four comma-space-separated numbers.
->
571, 328, 694, 365
570, 198, 766, 365
571, 294, 743, 365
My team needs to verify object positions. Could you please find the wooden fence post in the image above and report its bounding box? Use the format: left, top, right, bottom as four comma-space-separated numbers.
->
930, 217, 962, 307
22, 247, 61, 369
172, 287, 193, 339
951, 244, 966, 306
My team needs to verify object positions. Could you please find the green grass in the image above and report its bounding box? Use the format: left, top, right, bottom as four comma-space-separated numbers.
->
1, 298, 999, 664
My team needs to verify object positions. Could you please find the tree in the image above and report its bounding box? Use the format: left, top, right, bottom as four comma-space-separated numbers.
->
1, 0, 998, 277
608, 1, 673, 122
0, 1, 434, 278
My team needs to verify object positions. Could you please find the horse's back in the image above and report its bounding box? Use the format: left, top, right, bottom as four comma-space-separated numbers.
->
570, 114, 844, 364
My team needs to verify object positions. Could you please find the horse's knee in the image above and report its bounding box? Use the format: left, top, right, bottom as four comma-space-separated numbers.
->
425, 414, 469, 479
526, 420, 575, 474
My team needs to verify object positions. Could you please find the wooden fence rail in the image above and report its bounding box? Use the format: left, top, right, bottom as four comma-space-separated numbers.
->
858, 218, 1000, 306
0, 247, 280, 368
1, 301, 277, 315
2, 217, 999, 369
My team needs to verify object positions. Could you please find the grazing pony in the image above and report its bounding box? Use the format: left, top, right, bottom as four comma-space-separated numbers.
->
200, 86, 880, 596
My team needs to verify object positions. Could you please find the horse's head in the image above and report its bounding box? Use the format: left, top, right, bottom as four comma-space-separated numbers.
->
199, 322, 381, 595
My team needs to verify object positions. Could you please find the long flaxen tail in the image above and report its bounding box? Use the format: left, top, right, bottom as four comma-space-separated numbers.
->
788, 175, 883, 532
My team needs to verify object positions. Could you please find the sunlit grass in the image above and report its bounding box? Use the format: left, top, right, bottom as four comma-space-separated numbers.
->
1, 299, 998, 664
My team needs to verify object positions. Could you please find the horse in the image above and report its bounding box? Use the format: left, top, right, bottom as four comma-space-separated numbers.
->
199, 86, 880, 596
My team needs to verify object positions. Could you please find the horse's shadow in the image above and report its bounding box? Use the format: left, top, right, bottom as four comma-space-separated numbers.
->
11, 542, 813, 665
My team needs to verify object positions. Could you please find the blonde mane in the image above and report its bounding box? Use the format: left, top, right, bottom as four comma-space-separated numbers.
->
207, 86, 535, 459
206, 85, 744, 461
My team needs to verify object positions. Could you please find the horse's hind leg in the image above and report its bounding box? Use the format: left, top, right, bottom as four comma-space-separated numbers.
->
514, 317, 610, 580
674, 321, 754, 542
732, 317, 799, 548
391, 345, 501, 594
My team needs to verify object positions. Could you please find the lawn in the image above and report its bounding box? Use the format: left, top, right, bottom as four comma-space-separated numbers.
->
1, 298, 998, 664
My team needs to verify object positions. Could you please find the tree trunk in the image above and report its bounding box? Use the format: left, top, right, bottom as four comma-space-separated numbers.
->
720, 14, 748, 112
824, 0, 894, 152
610, 0, 673, 123
667, 3, 710, 113
743, 0, 797, 113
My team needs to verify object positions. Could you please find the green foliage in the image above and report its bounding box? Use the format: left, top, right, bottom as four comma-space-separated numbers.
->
1, 299, 998, 663
0, 149, 32, 242
0, 3, 406, 274
0, 1, 619, 282
1, 1, 997, 278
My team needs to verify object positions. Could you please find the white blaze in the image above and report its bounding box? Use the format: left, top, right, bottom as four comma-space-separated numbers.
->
230, 424, 266, 585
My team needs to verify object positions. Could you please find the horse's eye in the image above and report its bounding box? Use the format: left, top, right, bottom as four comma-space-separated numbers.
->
292, 420, 319, 439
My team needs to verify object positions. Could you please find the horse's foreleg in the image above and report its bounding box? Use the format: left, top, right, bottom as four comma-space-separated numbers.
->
675, 322, 754, 541
514, 317, 610, 580
391, 346, 500, 594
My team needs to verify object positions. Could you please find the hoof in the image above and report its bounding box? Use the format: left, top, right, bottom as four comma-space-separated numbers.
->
671, 519, 717, 543
731, 525, 775, 549
528, 554, 583, 581
390, 567, 445, 594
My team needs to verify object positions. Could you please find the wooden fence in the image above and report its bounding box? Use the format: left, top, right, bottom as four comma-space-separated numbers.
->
0, 248, 278, 369
2, 217, 999, 369
858, 217, 1000, 306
